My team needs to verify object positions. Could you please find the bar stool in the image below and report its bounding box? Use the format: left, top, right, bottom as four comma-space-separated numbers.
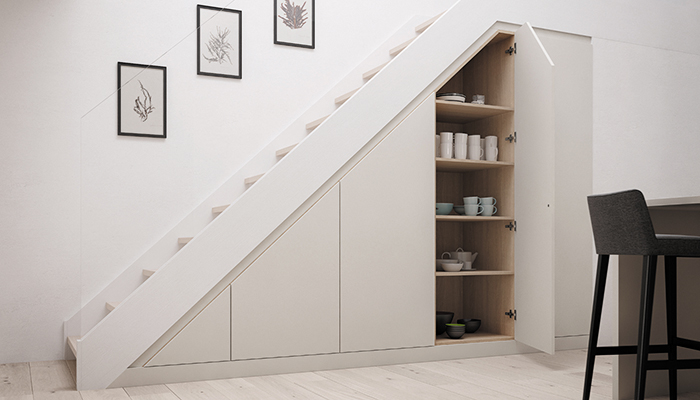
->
584, 189, 700, 400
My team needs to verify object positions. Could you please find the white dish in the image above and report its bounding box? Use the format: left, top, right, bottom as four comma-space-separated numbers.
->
439, 96, 466, 102
442, 262, 463, 272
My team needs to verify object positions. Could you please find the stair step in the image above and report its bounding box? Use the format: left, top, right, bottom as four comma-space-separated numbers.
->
142, 268, 156, 277
335, 88, 359, 105
105, 302, 120, 312
305, 115, 328, 131
212, 205, 229, 214
68, 336, 79, 357
389, 38, 415, 57
415, 12, 444, 33
244, 173, 265, 185
362, 62, 388, 80
276, 144, 297, 158
178, 237, 193, 245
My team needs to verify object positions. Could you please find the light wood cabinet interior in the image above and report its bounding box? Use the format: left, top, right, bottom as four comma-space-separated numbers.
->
435, 31, 516, 345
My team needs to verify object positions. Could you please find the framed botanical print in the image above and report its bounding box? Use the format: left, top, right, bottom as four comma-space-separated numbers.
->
118, 62, 167, 138
197, 5, 242, 79
274, 0, 314, 49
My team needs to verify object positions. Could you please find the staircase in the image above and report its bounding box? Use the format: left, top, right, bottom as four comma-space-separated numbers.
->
67, 1, 504, 389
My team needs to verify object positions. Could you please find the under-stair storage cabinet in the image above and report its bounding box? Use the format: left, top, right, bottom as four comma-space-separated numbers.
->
434, 24, 592, 354
229, 185, 341, 360
339, 96, 435, 352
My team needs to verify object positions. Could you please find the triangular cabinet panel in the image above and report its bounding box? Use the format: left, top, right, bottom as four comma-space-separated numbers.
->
145, 286, 231, 367
230, 185, 340, 360
513, 22, 556, 354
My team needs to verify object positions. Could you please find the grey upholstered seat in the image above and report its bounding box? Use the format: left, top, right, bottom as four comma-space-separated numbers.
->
588, 189, 700, 256
584, 189, 700, 400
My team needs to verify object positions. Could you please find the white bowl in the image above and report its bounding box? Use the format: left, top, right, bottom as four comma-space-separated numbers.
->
439, 95, 466, 102
442, 262, 463, 272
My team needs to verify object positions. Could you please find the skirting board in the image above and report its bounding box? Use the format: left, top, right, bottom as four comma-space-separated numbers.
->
111, 340, 537, 388
555, 335, 589, 351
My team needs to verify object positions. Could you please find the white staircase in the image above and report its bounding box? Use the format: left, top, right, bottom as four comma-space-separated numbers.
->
66, 3, 501, 389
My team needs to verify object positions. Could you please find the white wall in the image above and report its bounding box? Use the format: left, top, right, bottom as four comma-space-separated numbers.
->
2, 0, 700, 363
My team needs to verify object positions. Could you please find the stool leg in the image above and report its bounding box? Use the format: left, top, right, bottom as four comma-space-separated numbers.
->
665, 256, 678, 400
583, 254, 610, 400
635, 255, 658, 400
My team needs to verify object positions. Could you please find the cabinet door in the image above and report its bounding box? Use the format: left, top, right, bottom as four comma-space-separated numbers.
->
339, 96, 435, 352
230, 185, 340, 360
514, 22, 556, 354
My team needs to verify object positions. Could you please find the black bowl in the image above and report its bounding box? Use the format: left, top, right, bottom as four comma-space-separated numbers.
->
436, 311, 454, 335
446, 325, 465, 339
457, 318, 481, 333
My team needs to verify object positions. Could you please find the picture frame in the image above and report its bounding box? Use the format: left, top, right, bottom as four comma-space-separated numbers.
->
118, 62, 167, 138
197, 5, 242, 79
274, 0, 314, 49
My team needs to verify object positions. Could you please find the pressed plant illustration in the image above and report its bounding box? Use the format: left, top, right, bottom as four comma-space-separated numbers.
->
203, 26, 234, 64
279, 0, 308, 30
133, 80, 155, 122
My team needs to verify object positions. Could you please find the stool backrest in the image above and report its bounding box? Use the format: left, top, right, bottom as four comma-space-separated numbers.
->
587, 189, 657, 255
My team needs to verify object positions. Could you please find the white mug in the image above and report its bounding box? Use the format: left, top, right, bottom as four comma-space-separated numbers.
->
450, 248, 471, 264
468, 145, 483, 160
485, 135, 498, 148
485, 147, 498, 161
463, 196, 480, 205
482, 204, 498, 216
455, 142, 467, 159
455, 133, 468, 144
440, 142, 453, 159
467, 134, 481, 146
480, 197, 497, 206
465, 204, 484, 216
440, 132, 453, 143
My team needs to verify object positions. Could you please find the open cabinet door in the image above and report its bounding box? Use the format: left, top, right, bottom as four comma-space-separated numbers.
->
514, 22, 556, 354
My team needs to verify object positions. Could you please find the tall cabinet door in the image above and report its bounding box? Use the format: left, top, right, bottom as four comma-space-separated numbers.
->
514, 22, 556, 354
339, 96, 435, 352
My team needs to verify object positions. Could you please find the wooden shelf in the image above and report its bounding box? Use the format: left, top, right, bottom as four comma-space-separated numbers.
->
435, 331, 514, 346
436, 158, 513, 172
435, 100, 513, 124
436, 215, 513, 222
436, 270, 513, 277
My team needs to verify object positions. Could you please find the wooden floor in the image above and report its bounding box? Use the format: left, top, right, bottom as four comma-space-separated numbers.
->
1, 350, 698, 399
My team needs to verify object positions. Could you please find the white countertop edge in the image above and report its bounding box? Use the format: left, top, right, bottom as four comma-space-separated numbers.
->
647, 195, 700, 207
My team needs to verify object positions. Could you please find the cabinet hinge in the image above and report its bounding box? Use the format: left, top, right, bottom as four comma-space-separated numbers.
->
505, 43, 516, 55
505, 221, 517, 231
505, 132, 517, 143
505, 309, 517, 320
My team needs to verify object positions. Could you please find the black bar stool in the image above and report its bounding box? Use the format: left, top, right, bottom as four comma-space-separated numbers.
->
584, 189, 700, 400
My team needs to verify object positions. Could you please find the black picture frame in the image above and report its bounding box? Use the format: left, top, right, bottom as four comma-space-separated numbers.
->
197, 5, 242, 79
274, 0, 315, 49
118, 62, 167, 138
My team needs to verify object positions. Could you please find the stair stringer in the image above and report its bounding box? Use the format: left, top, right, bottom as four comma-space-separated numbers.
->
64, 14, 438, 344
76, 6, 513, 391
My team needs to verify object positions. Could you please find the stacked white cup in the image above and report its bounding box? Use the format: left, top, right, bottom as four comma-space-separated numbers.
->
485, 135, 498, 161
439, 132, 453, 158
467, 135, 483, 160
454, 133, 468, 159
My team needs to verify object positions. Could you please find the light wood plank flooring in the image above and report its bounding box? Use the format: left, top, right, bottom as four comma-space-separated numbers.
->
2, 350, 698, 399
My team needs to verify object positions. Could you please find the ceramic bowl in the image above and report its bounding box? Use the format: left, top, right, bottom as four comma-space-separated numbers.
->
445, 323, 465, 339
441, 261, 463, 272
436, 311, 454, 335
457, 318, 482, 333
436, 203, 454, 215
453, 205, 465, 215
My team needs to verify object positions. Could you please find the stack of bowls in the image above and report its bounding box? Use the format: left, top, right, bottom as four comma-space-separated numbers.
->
436, 311, 454, 335
445, 323, 465, 339
457, 318, 482, 333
